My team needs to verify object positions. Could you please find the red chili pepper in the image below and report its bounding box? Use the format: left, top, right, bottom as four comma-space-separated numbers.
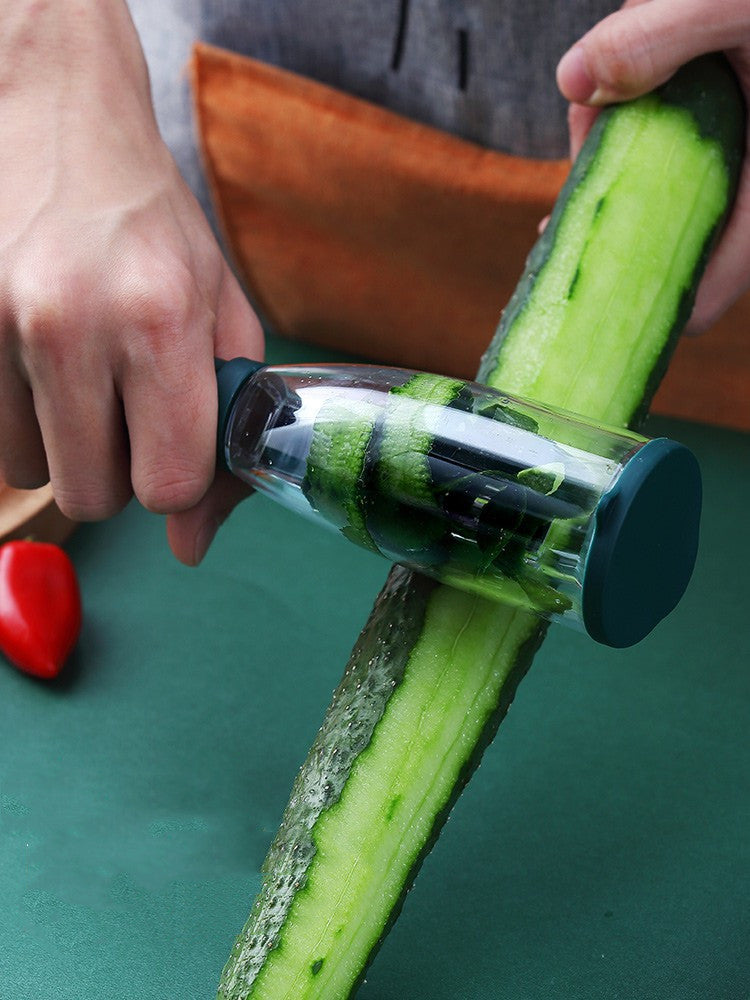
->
0, 540, 82, 679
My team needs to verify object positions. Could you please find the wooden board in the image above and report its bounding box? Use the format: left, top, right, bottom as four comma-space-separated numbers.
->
0, 483, 75, 546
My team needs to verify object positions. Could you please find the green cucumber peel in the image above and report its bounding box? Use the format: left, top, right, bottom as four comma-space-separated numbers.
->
365, 373, 468, 562
303, 398, 380, 553
375, 372, 469, 505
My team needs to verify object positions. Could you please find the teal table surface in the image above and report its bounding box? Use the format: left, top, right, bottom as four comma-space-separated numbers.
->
1, 336, 749, 1000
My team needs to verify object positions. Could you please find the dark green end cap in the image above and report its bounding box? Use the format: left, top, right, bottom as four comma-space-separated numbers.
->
215, 357, 266, 470
582, 439, 702, 648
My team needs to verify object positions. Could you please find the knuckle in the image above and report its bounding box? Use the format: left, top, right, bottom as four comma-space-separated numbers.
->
54, 482, 131, 522
13, 273, 82, 355
135, 464, 210, 514
120, 258, 201, 362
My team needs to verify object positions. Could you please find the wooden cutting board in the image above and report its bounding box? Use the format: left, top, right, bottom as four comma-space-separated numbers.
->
0, 483, 75, 546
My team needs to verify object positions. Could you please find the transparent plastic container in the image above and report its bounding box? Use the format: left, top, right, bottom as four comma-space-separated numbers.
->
216, 360, 702, 647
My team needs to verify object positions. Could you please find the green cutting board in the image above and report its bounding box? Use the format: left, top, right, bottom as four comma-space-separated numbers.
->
1, 334, 748, 999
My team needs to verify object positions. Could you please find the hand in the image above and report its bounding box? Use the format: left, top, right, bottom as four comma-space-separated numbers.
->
0, 0, 262, 565
556, 0, 750, 333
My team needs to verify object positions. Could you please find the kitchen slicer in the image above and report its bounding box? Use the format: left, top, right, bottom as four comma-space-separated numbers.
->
215, 358, 701, 648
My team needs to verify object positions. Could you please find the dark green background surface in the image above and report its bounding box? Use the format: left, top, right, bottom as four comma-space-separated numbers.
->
1, 335, 748, 999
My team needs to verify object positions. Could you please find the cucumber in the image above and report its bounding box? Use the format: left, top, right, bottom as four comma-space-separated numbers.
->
480, 54, 744, 423
218, 56, 744, 1000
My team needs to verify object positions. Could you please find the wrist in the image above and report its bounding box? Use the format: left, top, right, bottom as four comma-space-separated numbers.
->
0, 0, 152, 113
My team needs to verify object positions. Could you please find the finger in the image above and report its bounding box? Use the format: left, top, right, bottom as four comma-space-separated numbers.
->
121, 324, 217, 516
166, 470, 254, 566
28, 351, 132, 520
166, 265, 264, 564
119, 259, 227, 516
0, 357, 49, 488
557, 0, 650, 104
213, 265, 265, 363
686, 167, 750, 333
558, 2, 647, 161
567, 103, 601, 160
558, 0, 750, 105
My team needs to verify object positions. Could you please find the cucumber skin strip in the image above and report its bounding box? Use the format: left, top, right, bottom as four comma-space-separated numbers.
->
376, 373, 466, 505
218, 56, 744, 1000
304, 399, 380, 553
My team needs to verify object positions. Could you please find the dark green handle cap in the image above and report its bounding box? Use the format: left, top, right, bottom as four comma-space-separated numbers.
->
582, 439, 702, 648
215, 357, 266, 470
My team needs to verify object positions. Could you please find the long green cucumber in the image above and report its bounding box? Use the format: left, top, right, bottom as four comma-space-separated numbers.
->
218, 56, 744, 1000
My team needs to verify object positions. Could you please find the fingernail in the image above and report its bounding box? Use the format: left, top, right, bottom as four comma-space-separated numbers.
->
557, 44, 596, 103
193, 517, 220, 565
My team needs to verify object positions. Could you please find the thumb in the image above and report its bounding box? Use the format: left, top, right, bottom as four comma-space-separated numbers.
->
167, 265, 264, 566
557, 0, 747, 106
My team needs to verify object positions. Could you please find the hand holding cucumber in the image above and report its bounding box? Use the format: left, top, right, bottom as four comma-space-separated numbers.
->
558, 0, 750, 334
